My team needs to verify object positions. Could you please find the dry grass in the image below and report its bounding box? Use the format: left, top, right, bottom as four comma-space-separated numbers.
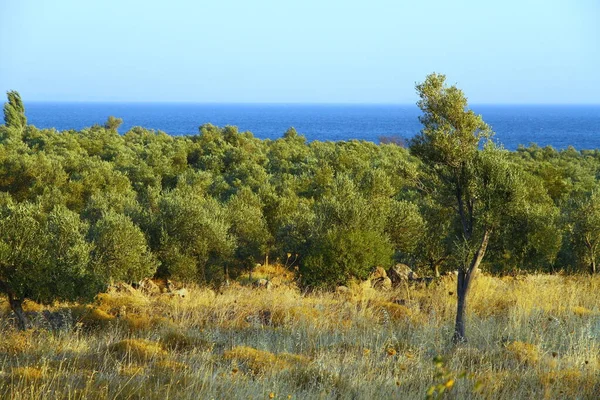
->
108, 339, 167, 361
1, 272, 600, 399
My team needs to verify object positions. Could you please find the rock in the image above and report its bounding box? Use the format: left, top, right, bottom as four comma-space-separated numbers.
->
369, 266, 388, 281
109, 282, 137, 295
408, 271, 420, 280
172, 288, 188, 298
410, 277, 434, 287
387, 264, 415, 287
253, 279, 272, 290
372, 277, 393, 291
166, 279, 176, 293
139, 278, 161, 295
258, 309, 272, 325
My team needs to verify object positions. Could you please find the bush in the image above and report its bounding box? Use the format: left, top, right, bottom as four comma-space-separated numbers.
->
301, 228, 393, 288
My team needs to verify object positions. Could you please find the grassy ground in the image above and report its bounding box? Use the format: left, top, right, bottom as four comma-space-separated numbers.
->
1, 266, 600, 399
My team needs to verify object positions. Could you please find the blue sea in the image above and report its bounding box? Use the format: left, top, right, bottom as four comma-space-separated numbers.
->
24, 103, 600, 151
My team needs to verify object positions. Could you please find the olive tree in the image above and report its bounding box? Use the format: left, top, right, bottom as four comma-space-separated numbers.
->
104, 116, 123, 132
0, 200, 96, 329
226, 187, 273, 279
572, 191, 600, 274
300, 175, 393, 288
157, 187, 234, 282
89, 210, 158, 283
410, 73, 525, 343
3, 90, 27, 131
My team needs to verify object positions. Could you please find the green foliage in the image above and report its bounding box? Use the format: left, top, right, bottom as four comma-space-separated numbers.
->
90, 211, 158, 283
300, 176, 394, 288
571, 191, 600, 273
226, 187, 272, 274
156, 187, 234, 282
409, 73, 540, 342
104, 116, 123, 131
410, 74, 499, 271
425, 356, 468, 399
385, 200, 424, 256
412, 198, 453, 275
301, 228, 393, 288
0, 87, 599, 300
3, 90, 27, 131
0, 200, 99, 305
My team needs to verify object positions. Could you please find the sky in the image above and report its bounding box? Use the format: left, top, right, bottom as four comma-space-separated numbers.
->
0, 0, 598, 104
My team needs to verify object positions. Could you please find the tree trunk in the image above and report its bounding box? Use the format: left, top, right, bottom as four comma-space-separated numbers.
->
584, 239, 595, 274
9, 296, 29, 331
452, 270, 470, 343
452, 230, 490, 344
223, 265, 230, 285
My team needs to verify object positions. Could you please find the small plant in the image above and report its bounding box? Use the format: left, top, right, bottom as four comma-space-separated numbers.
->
426, 356, 463, 399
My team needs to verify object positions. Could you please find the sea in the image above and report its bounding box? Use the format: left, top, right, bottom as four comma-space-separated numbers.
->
23, 103, 600, 151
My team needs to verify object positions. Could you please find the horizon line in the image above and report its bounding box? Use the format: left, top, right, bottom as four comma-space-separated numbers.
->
22, 100, 600, 106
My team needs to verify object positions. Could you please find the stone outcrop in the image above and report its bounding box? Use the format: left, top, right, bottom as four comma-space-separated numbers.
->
368, 267, 393, 291
139, 278, 161, 295
372, 276, 392, 291
172, 288, 188, 298
108, 282, 137, 295
387, 264, 418, 287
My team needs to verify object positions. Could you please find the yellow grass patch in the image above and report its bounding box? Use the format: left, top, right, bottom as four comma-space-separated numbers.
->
161, 330, 214, 352
77, 306, 115, 328
272, 306, 320, 326
109, 339, 167, 361
223, 346, 310, 374
11, 366, 44, 381
97, 291, 149, 314
505, 341, 540, 365
22, 300, 45, 313
371, 301, 414, 322
118, 365, 145, 377
0, 330, 34, 355
571, 306, 594, 317
153, 359, 188, 373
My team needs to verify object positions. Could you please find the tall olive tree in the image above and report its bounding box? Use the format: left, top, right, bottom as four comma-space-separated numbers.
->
410, 73, 524, 343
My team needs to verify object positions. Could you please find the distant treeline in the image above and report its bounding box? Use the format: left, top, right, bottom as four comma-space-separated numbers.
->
1, 88, 600, 328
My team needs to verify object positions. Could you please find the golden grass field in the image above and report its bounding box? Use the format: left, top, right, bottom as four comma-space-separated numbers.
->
1, 265, 600, 399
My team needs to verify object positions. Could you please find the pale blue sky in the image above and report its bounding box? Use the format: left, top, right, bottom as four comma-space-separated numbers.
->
0, 0, 598, 103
